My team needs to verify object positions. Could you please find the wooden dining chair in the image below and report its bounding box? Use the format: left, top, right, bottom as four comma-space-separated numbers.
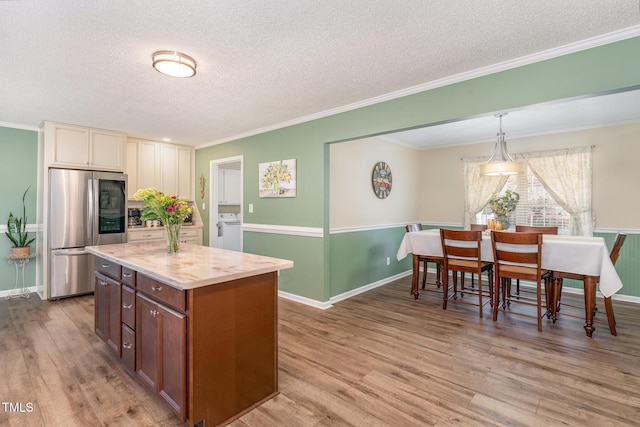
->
405, 224, 442, 290
491, 231, 553, 332
462, 224, 488, 290
440, 229, 493, 318
470, 224, 488, 231
553, 232, 627, 335
513, 225, 558, 296
514, 225, 559, 234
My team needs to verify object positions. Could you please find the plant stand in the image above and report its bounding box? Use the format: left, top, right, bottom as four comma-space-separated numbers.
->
6, 253, 36, 299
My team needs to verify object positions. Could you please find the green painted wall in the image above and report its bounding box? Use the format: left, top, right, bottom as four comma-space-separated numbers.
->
329, 227, 412, 296
0, 126, 38, 292
195, 36, 640, 303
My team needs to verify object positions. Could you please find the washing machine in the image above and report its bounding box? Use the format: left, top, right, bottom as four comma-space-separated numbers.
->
218, 213, 241, 251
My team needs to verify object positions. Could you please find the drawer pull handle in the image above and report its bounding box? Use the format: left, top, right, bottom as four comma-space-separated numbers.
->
123, 342, 132, 349
150, 309, 158, 317
122, 303, 132, 309
151, 285, 163, 292
100, 280, 107, 286
123, 272, 132, 278
101, 263, 110, 268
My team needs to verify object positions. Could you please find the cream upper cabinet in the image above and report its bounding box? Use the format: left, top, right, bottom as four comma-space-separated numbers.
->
44, 122, 125, 172
137, 140, 161, 191
127, 138, 194, 200
176, 146, 193, 200
126, 140, 139, 199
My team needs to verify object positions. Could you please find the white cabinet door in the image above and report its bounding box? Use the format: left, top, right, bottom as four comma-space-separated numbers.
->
138, 141, 160, 190
90, 129, 125, 171
50, 123, 90, 168
160, 144, 178, 196
46, 122, 125, 171
125, 139, 194, 199
176, 147, 192, 200
223, 170, 241, 205
126, 140, 138, 198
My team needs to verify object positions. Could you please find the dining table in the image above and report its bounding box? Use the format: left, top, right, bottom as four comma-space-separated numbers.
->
396, 228, 624, 337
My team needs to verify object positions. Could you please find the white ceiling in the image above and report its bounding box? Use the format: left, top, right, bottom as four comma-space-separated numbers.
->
0, 1, 639, 148
380, 89, 640, 149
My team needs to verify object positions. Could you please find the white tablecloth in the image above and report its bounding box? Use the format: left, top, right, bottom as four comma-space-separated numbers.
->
396, 229, 623, 297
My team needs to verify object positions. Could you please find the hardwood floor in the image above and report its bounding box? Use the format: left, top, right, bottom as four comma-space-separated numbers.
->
1, 275, 640, 426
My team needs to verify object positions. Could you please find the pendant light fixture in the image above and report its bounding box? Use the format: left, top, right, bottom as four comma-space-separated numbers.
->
479, 113, 522, 176
152, 50, 197, 78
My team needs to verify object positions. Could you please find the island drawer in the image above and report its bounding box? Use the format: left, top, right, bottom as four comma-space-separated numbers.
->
122, 285, 135, 328
137, 274, 186, 312
122, 267, 136, 287
95, 257, 121, 280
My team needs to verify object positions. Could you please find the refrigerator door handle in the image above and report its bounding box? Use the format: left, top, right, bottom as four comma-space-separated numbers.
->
87, 177, 95, 245
52, 248, 88, 256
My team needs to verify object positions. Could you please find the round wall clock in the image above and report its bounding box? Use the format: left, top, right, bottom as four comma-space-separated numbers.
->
372, 161, 392, 199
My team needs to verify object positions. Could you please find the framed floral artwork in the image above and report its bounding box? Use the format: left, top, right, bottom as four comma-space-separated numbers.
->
259, 159, 297, 198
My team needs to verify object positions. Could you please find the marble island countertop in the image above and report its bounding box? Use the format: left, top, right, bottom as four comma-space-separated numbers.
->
86, 242, 293, 290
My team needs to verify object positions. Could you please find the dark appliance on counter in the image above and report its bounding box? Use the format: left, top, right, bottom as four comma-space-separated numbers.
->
49, 169, 127, 299
128, 208, 142, 227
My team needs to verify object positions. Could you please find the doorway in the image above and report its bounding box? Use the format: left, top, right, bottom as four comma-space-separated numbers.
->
209, 156, 243, 250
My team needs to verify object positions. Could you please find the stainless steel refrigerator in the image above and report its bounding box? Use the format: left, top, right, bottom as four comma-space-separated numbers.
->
48, 169, 127, 299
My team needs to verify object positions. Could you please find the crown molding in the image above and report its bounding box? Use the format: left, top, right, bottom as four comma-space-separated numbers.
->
196, 26, 640, 150
0, 121, 40, 132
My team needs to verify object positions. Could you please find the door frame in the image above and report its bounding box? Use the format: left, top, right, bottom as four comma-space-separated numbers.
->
209, 155, 243, 249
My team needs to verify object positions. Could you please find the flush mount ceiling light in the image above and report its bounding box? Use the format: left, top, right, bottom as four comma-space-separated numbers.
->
152, 50, 197, 78
479, 113, 523, 176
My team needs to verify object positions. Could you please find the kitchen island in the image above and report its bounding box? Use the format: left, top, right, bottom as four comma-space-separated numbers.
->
85, 242, 293, 427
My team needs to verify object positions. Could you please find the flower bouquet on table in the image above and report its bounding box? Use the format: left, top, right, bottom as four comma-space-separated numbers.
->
133, 187, 192, 253
488, 190, 520, 230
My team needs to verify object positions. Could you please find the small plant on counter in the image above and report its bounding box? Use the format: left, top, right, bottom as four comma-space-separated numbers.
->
5, 187, 35, 257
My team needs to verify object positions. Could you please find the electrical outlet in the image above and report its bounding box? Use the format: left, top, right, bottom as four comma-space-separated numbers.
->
386, 256, 390, 265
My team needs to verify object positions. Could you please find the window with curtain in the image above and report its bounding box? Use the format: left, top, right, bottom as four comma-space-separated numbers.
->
464, 146, 593, 236
475, 169, 572, 234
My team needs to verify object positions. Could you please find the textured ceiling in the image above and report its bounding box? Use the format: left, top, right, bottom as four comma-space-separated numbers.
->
0, 1, 639, 148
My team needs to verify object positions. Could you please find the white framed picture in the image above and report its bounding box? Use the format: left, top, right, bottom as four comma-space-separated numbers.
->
259, 159, 297, 198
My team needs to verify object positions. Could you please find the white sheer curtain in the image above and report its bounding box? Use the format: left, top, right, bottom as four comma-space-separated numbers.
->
462, 158, 509, 229
517, 146, 593, 236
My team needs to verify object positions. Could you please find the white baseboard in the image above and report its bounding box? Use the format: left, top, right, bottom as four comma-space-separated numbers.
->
278, 290, 333, 310
278, 270, 413, 310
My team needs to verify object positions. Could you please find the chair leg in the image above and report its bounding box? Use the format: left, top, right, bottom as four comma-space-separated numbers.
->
477, 273, 483, 318
604, 296, 617, 336
556, 278, 564, 312
536, 280, 542, 332
436, 263, 442, 288
442, 269, 449, 310
421, 260, 427, 290
492, 273, 500, 321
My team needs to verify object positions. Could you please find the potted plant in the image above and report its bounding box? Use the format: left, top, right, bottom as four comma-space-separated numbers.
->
5, 187, 35, 258
488, 190, 520, 230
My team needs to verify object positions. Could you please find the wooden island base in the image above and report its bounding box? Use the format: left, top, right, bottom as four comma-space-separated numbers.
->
188, 273, 278, 426
87, 242, 293, 427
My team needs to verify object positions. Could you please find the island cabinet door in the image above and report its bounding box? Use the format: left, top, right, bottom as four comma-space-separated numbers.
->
135, 292, 187, 421
94, 272, 121, 356
106, 277, 122, 356
158, 303, 186, 420
94, 273, 108, 342
136, 293, 159, 391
